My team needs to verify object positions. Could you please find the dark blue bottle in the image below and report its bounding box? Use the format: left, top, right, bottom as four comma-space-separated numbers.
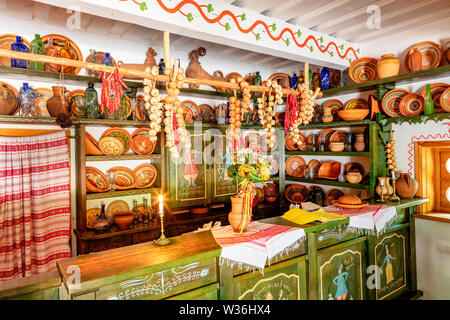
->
290, 73, 298, 89
11, 36, 29, 69
102, 52, 114, 66
320, 67, 331, 90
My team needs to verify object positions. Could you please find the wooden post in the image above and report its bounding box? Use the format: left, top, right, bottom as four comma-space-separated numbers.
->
163, 32, 171, 70
304, 62, 309, 90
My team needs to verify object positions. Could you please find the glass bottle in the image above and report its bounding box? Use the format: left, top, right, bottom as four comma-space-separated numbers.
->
132, 200, 139, 225
113, 94, 128, 120
19, 83, 38, 117
298, 71, 304, 87
59, 41, 76, 73
310, 134, 317, 152
313, 68, 321, 91
44, 36, 59, 72
339, 70, 346, 87
308, 69, 313, 90
424, 84, 434, 115
320, 67, 330, 90
30, 34, 45, 71
92, 202, 111, 232
158, 58, 165, 86
142, 198, 150, 224
345, 133, 353, 152
84, 82, 99, 119
102, 52, 114, 66
254, 71, 262, 98
10, 36, 29, 69
290, 73, 298, 89
86, 49, 97, 77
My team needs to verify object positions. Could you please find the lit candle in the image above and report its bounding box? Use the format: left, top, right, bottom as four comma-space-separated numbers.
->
391, 170, 396, 179
159, 195, 163, 214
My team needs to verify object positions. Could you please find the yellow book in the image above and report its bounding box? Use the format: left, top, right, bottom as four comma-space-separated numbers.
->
282, 208, 346, 225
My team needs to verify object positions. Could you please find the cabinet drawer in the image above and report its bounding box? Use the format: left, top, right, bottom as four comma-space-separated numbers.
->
94, 258, 217, 300
316, 223, 359, 249
167, 283, 219, 300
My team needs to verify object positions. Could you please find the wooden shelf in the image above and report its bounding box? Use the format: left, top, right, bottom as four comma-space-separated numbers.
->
86, 187, 159, 200
322, 65, 450, 97
86, 154, 161, 161
379, 112, 450, 127
285, 176, 370, 190
295, 120, 375, 129
285, 151, 369, 157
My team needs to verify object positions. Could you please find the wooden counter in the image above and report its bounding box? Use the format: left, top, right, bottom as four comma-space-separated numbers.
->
1, 199, 426, 300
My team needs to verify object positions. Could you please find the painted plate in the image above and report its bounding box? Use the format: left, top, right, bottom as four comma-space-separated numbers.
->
34, 88, 52, 117
268, 156, 279, 176
382, 88, 410, 118
40, 34, 83, 74
323, 99, 344, 120
349, 57, 378, 83
134, 164, 157, 188
306, 134, 318, 151
199, 104, 216, 123
0, 81, 18, 115
85, 132, 103, 155
326, 189, 344, 206
399, 93, 424, 117
268, 73, 291, 89
67, 89, 85, 117
420, 83, 449, 113
285, 184, 309, 204
308, 159, 321, 178
344, 162, 365, 176
131, 134, 155, 155
182, 105, 194, 122
107, 166, 136, 190
182, 100, 201, 121
318, 129, 335, 146
106, 200, 130, 217
345, 98, 368, 110
131, 127, 149, 138
0, 34, 30, 67
404, 41, 443, 72
440, 87, 450, 112
329, 130, 347, 143
86, 207, 101, 229
86, 166, 110, 192
98, 136, 124, 156
101, 127, 132, 154
285, 155, 307, 177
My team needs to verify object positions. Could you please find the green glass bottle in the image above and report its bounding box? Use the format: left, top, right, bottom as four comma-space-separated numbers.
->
254, 71, 262, 98
132, 200, 139, 225
142, 198, 150, 224
424, 84, 434, 115
308, 69, 313, 90
30, 34, 45, 71
84, 82, 99, 119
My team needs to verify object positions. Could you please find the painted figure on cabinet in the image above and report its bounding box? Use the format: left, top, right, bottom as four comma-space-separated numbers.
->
333, 264, 349, 300
381, 244, 396, 286
183, 149, 199, 187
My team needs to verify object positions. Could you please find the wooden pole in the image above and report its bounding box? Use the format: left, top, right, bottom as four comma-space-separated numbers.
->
304, 62, 309, 90
0, 48, 322, 98
163, 32, 171, 70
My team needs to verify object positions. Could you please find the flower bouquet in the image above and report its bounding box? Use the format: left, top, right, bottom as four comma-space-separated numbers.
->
226, 148, 272, 233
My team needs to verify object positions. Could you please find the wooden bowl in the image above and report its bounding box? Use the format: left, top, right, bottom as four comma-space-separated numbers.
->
318, 161, 341, 180
329, 142, 345, 152
337, 109, 369, 121
114, 214, 135, 230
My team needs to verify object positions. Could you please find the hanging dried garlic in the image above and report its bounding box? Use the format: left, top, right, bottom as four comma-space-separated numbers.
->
227, 76, 251, 142
385, 131, 398, 172
291, 84, 320, 145
144, 66, 163, 143
257, 79, 283, 150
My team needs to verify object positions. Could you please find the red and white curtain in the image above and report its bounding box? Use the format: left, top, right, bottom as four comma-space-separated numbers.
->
0, 131, 71, 281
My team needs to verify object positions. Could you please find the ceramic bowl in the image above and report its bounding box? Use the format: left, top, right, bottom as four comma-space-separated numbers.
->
329, 142, 345, 152
345, 172, 363, 184
337, 109, 369, 121
114, 214, 135, 230
318, 161, 341, 180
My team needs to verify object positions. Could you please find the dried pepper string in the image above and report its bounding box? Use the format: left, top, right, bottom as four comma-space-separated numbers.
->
98, 67, 129, 116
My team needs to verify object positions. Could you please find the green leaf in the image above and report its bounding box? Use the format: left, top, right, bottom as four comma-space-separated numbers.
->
285, 38, 290, 46
255, 33, 260, 40
319, 36, 324, 44
310, 46, 314, 52
187, 13, 194, 22
272, 23, 277, 31
297, 30, 302, 37
357, 48, 360, 54
330, 51, 334, 57
348, 58, 352, 64
139, 1, 148, 11
225, 22, 231, 31
241, 13, 246, 21
207, 4, 213, 13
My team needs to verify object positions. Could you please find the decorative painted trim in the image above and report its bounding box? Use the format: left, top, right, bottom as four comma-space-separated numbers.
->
119, 0, 359, 63
374, 233, 406, 300
238, 272, 299, 300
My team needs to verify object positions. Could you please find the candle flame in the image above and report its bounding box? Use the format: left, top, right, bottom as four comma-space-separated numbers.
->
159, 195, 163, 202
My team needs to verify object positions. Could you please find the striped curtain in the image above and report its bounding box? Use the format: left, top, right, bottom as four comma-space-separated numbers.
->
0, 131, 71, 281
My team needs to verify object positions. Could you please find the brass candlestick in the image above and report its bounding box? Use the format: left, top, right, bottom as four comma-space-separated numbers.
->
154, 195, 170, 246
377, 179, 386, 203
390, 171, 400, 202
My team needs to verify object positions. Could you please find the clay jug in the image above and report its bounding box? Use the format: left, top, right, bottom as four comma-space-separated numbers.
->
354, 133, 365, 152
410, 48, 422, 72
228, 196, 251, 233
322, 106, 333, 123
377, 54, 400, 78
46, 86, 69, 117
375, 177, 394, 197
395, 173, 418, 199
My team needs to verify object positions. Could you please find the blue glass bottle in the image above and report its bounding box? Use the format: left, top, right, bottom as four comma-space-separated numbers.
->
320, 67, 331, 90
11, 36, 29, 69
102, 52, 114, 66
290, 73, 298, 89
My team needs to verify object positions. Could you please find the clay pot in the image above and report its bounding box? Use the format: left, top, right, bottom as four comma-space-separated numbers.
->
228, 196, 251, 233
46, 86, 69, 117
322, 106, 333, 123
345, 172, 362, 184
114, 214, 135, 230
329, 142, 345, 152
395, 173, 418, 199
353, 133, 365, 152
375, 177, 394, 198
410, 48, 423, 72
377, 54, 400, 78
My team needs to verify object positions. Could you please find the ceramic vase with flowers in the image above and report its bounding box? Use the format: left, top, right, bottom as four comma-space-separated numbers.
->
227, 148, 272, 233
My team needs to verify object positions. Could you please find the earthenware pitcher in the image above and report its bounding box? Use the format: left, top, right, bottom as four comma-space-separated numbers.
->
354, 133, 365, 152
228, 196, 251, 233
395, 173, 418, 199
46, 86, 69, 117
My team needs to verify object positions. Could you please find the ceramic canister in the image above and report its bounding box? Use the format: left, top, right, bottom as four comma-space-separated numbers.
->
377, 54, 400, 78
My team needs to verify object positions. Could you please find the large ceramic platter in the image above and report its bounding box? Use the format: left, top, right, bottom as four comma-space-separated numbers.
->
399, 93, 424, 117
86, 166, 110, 192
101, 127, 132, 154
98, 136, 124, 156
40, 34, 83, 74
382, 88, 410, 118
332, 200, 369, 209
349, 57, 377, 83
134, 164, 157, 188
345, 98, 368, 110
285, 155, 307, 177
0, 81, 18, 115
420, 83, 449, 113
440, 87, 450, 112
181, 100, 201, 121
285, 184, 309, 204
34, 88, 52, 117
106, 200, 130, 217
329, 130, 347, 143
107, 166, 136, 190
0, 34, 30, 67
323, 99, 344, 120
404, 41, 443, 72
131, 134, 155, 155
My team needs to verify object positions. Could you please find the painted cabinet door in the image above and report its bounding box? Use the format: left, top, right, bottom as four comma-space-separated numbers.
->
369, 226, 410, 300
211, 131, 238, 203
168, 131, 210, 208
318, 239, 366, 300
232, 257, 307, 300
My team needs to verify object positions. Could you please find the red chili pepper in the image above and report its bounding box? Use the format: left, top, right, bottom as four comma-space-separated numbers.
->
285, 93, 298, 134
